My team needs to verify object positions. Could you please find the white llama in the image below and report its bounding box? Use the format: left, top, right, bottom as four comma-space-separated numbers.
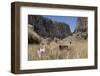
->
37, 45, 46, 58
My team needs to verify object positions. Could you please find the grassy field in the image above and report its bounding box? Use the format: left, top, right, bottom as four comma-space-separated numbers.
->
28, 34, 88, 60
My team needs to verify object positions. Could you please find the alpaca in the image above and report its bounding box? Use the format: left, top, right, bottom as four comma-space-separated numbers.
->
59, 45, 68, 50
59, 41, 72, 50
37, 45, 46, 58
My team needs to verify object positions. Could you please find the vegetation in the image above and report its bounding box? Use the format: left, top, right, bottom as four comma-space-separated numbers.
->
28, 35, 88, 60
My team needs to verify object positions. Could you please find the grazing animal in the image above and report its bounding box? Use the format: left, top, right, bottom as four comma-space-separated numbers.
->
59, 45, 68, 50
59, 41, 72, 51
37, 45, 46, 58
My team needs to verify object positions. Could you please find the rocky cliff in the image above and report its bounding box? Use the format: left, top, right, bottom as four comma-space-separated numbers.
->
74, 17, 88, 39
74, 17, 88, 33
28, 15, 71, 39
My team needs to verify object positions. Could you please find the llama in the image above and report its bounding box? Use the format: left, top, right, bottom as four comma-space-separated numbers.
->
59, 45, 68, 50
37, 45, 46, 58
59, 41, 72, 50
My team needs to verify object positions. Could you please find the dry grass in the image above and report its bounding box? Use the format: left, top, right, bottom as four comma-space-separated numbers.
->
28, 34, 88, 60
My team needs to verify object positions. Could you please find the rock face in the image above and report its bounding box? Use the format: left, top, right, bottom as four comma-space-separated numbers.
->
74, 17, 88, 33
74, 17, 88, 39
28, 15, 71, 39
28, 24, 41, 44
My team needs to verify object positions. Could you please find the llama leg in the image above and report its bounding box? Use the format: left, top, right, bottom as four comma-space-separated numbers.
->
37, 50, 41, 58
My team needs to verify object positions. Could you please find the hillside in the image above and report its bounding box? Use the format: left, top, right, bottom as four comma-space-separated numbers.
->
28, 15, 71, 39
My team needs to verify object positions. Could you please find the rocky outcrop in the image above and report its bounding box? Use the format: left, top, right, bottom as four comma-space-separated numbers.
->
74, 17, 88, 33
28, 24, 41, 44
28, 15, 71, 39
74, 17, 88, 39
